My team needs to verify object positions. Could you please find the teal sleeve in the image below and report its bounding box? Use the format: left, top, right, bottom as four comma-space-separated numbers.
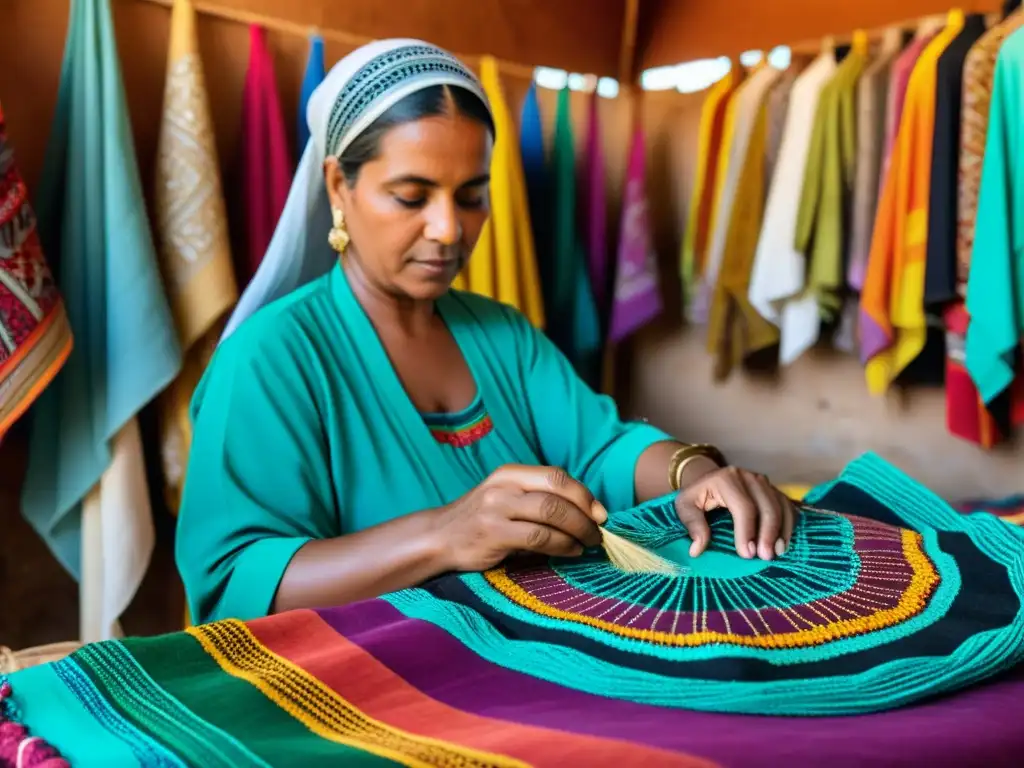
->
510, 309, 673, 512
175, 332, 339, 624
966, 52, 1024, 405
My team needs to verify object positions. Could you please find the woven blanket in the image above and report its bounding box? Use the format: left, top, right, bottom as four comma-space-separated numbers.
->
3, 453, 1024, 767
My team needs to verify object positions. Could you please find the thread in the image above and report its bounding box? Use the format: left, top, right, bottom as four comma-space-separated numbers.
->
0, 680, 68, 768
600, 528, 681, 574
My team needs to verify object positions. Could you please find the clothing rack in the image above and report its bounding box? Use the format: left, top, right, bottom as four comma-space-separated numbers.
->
788, 8, 998, 56
135, 0, 540, 80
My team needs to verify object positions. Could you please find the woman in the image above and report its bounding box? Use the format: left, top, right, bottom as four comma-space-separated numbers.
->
176, 40, 796, 625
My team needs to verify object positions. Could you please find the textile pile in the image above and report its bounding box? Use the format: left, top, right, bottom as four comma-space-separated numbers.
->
4, 454, 1024, 766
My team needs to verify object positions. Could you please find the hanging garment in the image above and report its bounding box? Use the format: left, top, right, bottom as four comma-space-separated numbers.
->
607, 125, 662, 344
694, 65, 780, 326
456, 57, 544, 328
879, 29, 940, 187
704, 93, 778, 378
945, 11, 1024, 447
860, 12, 964, 394
680, 71, 737, 321
763, 67, 799, 182
965, 27, 1024, 410
782, 42, 868, 365
519, 81, 551, 315
924, 14, 989, 307
0, 103, 73, 439
237, 25, 291, 289
956, 11, 1024, 295
153, 0, 239, 515
848, 30, 905, 292
546, 86, 600, 381
297, 33, 326, 156
747, 52, 836, 332
580, 92, 611, 325
21, 0, 183, 642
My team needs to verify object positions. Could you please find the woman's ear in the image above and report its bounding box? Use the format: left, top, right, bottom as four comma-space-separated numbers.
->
323, 157, 348, 213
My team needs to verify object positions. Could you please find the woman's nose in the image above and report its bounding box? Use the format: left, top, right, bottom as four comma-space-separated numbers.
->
423, 199, 462, 245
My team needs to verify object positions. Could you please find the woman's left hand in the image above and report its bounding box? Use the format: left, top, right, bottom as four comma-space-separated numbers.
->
674, 464, 796, 561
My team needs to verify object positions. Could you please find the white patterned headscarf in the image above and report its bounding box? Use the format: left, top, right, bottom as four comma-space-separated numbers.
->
221, 39, 490, 341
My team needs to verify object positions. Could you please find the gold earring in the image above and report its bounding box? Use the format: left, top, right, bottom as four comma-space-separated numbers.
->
328, 206, 350, 254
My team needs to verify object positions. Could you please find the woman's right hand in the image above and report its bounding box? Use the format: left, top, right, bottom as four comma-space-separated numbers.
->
431, 464, 608, 572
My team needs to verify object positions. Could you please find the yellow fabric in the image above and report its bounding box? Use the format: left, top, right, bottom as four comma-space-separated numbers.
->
778, 484, 812, 501
681, 73, 735, 296
864, 12, 963, 395
456, 57, 544, 328
706, 97, 779, 379
705, 83, 742, 256
153, 0, 238, 514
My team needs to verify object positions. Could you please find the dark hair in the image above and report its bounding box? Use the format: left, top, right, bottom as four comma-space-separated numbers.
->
338, 85, 495, 186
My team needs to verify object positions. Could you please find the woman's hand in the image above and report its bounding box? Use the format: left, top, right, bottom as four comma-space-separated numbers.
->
675, 465, 796, 561
431, 464, 607, 572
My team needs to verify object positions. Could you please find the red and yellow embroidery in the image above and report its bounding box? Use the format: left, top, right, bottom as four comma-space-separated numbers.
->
429, 413, 493, 448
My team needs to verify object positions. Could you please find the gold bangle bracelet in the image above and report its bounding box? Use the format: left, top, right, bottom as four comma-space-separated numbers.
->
667, 444, 727, 491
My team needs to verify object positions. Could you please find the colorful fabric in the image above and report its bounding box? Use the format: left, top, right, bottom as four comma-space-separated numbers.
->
519, 82, 551, 318
956, 11, 1024, 295
153, 0, 238, 515
0, 102, 72, 439
965, 26, 1024, 408
235, 25, 291, 291
20, 0, 182, 645
860, 13, 963, 393
6, 454, 1024, 766
454, 57, 545, 329
177, 262, 671, 624
607, 125, 662, 343
297, 33, 325, 156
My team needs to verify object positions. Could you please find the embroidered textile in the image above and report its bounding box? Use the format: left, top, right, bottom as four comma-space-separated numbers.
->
0, 102, 72, 439
5, 455, 1024, 767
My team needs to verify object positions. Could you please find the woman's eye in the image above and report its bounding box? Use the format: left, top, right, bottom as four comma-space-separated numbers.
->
394, 196, 426, 209
458, 194, 486, 209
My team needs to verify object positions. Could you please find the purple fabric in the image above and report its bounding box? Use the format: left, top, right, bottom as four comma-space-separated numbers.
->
859, 311, 894, 365
607, 127, 663, 342
581, 93, 609, 316
319, 602, 1024, 767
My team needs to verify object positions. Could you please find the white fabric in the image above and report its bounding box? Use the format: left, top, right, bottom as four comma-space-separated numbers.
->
79, 418, 154, 643
221, 39, 489, 341
690, 65, 781, 325
747, 52, 837, 364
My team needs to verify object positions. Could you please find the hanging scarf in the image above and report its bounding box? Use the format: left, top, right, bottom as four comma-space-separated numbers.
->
153, 0, 238, 515
237, 25, 291, 289
0, 102, 73, 440
221, 40, 490, 341
608, 124, 662, 343
550, 86, 601, 384
21, 0, 183, 642
297, 33, 326, 156
455, 56, 544, 328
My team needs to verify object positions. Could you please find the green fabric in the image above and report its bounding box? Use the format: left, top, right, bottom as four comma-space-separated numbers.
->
965, 28, 1024, 405
796, 50, 868, 320
177, 263, 671, 623
550, 86, 602, 386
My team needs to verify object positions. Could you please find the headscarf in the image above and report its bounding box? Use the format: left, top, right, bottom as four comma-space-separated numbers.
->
221, 39, 490, 341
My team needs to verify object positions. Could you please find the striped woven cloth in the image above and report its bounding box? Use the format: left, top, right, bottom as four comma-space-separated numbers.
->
3, 454, 1024, 767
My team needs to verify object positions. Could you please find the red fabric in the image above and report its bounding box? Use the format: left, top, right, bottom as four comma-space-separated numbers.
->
944, 303, 1000, 448
239, 25, 292, 287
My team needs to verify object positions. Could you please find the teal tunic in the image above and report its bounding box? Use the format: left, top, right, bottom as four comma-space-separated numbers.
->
176, 263, 671, 624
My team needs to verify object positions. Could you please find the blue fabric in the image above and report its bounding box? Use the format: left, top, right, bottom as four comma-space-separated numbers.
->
297, 34, 325, 157
519, 82, 551, 306
20, 0, 182, 577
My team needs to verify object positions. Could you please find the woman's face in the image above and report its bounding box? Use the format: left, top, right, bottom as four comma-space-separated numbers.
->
326, 111, 493, 301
